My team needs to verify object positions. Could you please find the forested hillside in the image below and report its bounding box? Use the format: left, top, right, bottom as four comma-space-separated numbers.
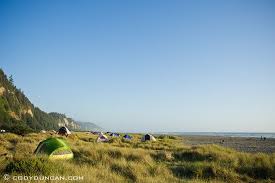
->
0, 69, 81, 134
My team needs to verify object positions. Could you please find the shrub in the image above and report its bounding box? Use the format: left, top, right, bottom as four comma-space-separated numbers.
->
107, 149, 123, 159
4, 123, 34, 135
78, 137, 95, 143
4, 158, 55, 175
108, 138, 121, 144
237, 153, 275, 179
171, 164, 197, 178
158, 135, 177, 140
72, 149, 98, 166
125, 154, 143, 162
173, 151, 215, 162
110, 163, 137, 182
171, 163, 237, 181
147, 164, 167, 177
151, 151, 172, 162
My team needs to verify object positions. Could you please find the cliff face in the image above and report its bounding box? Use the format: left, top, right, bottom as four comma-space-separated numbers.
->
0, 68, 80, 132
48, 113, 80, 130
76, 121, 103, 131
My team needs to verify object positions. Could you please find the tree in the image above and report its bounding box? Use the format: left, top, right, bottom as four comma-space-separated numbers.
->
9, 75, 14, 84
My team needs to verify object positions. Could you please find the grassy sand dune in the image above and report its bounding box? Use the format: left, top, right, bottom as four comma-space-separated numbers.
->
0, 132, 275, 182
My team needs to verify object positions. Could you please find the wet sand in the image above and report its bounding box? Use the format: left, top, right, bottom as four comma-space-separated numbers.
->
183, 135, 275, 153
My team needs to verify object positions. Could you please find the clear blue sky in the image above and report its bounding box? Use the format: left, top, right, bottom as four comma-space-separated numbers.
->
1, 0, 274, 132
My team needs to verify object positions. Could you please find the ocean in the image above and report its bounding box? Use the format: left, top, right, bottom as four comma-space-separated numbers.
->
160, 132, 275, 139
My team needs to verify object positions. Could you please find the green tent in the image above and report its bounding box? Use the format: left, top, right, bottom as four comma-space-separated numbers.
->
34, 137, 73, 160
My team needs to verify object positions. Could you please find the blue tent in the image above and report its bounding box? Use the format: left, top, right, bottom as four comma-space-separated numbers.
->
123, 134, 132, 140
110, 133, 120, 137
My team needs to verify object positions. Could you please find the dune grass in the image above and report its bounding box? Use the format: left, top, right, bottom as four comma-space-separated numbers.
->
0, 132, 274, 182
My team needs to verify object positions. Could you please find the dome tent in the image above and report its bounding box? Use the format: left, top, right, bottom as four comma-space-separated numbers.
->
58, 126, 71, 137
141, 134, 156, 142
123, 134, 132, 140
40, 130, 46, 133
97, 134, 108, 142
91, 131, 101, 135
110, 133, 120, 137
34, 137, 73, 160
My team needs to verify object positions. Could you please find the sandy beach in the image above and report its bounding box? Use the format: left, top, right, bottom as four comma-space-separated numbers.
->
183, 135, 275, 153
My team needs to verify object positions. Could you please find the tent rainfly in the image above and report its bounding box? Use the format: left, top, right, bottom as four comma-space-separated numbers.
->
110, 133, 120, 137
91, 131, 101, 135
141, 134, 156, 142
34, 137, 73, 160
123, 134, 132, 140
58, 126, 71, 137
97, 134, 108, 142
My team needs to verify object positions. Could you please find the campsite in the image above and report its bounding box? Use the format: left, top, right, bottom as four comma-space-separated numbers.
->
1, 0, 275, 182
0, 131, 275, 182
